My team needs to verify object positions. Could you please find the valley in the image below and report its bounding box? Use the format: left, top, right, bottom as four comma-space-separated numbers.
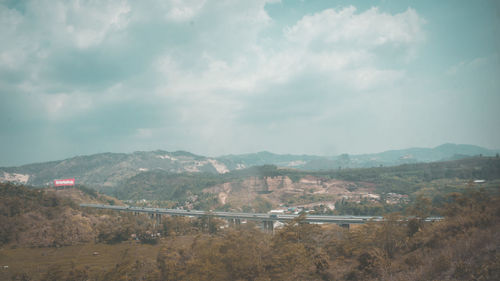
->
0, 152, 499, 280
2, 1, 498, 279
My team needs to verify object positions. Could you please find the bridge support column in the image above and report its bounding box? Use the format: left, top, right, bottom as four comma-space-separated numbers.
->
339, 223, 350, 230
235, 218, 241, 225
263, 221, 274, 233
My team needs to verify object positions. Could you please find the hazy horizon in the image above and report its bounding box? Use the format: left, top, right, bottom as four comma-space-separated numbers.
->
2, 142, 498, 167
1, 0, 499, 166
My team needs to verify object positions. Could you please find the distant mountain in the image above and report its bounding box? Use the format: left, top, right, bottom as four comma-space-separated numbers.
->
0, 150, 225, 187
1, 144, 498, 188
219, 143, 499, 170
340, 143, 499, 169
216, 151, 323, 170
362, 143, 496, 163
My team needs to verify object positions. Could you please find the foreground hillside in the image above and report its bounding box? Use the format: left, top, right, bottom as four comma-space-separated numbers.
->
0, 183, 142, 248
0, 182, 499, 280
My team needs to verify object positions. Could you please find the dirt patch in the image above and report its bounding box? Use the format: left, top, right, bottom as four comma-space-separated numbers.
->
203, 176, 377, 209
0, 241, 164, 280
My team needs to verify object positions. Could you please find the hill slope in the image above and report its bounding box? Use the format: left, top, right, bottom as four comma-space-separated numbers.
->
0, 150, 223, 187
110, 157, 500, 214
1, 144, 498, 188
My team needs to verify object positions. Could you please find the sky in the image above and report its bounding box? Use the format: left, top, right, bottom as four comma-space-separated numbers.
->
1, 0, 499, 166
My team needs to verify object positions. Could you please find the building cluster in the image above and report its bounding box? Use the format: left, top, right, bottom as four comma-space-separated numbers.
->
385, 193, 409, 204
340, 193, 381, 204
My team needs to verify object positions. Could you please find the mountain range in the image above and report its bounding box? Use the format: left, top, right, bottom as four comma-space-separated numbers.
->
1, 143, 498, 188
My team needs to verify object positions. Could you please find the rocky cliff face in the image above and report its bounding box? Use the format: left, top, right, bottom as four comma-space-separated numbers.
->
0, 172, 30, 184
203, 175, 376, 210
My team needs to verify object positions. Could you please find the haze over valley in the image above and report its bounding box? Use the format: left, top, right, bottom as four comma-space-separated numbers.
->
1, 0, 499, 280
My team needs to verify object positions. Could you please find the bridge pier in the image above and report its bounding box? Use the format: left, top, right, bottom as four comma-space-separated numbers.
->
263, 221, 274, 233
339, 223, 350, 230
227, 218, 241, 228
148, 213, 162, 229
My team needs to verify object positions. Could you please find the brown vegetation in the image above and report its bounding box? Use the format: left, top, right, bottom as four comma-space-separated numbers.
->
0, 183, 149, 247
1, 182, 499, 280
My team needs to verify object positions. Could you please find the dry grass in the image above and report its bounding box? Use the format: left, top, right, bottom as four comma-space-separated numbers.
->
0, 241, 163, 280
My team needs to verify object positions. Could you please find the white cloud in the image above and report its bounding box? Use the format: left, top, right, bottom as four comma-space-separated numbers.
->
285, 6, 425, 48
0, 1, 431, 160
165, 0, 206, 22
153, 5, 424, 105
41, 92, 93, 120
9, 0, 132, 49
60, 0, 131, 48
144, 5, 427, 157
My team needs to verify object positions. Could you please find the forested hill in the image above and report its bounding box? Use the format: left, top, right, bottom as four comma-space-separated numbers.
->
107, 157, 500, 212
1, 144, 498, 188
0, 183, 124, 247
0, 150, 221, 187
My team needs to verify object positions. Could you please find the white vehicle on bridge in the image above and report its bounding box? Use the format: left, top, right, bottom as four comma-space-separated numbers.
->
269, 209, 284, 218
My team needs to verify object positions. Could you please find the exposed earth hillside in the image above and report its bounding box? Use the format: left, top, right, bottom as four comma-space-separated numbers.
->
110, 157, 500, 215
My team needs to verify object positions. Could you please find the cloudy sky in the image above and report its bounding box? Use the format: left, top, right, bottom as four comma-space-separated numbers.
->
1, 0, 499, 166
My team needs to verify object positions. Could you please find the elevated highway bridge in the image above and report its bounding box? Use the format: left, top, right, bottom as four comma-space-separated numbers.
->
80, 203, 442, 232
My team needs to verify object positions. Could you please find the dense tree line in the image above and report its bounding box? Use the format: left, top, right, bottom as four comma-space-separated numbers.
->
333, 200, 406, 216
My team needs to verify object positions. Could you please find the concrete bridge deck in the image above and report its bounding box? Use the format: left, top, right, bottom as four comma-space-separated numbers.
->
80, 203, 442, 226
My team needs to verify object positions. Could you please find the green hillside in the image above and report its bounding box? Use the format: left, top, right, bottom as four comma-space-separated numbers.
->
104, 157, 500, 214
